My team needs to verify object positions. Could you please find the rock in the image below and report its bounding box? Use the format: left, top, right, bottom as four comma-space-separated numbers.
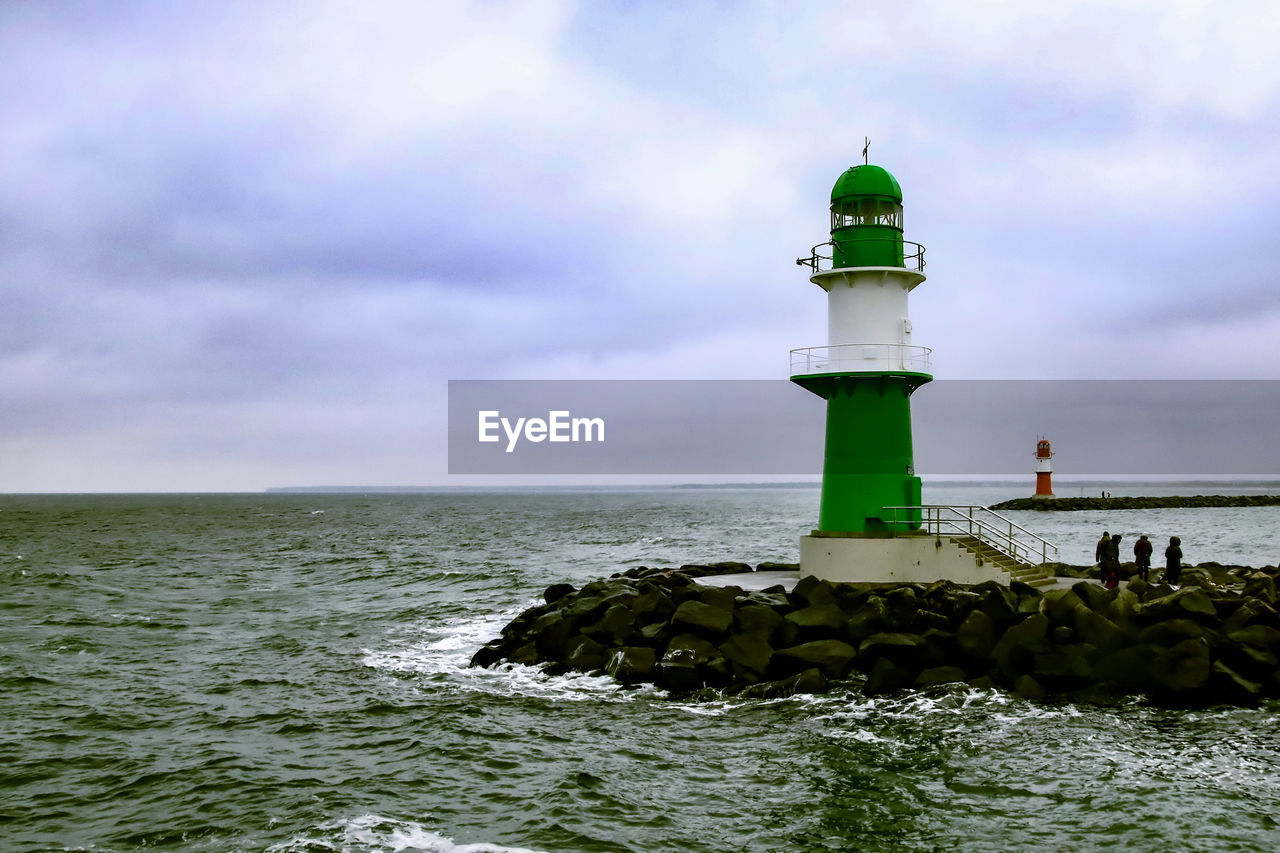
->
1222, 599, 1280, 634
1032, 647, 1092, 685
846, 596, 891, 642
584, 604, 637, 644
1227, 624, 1280, 649
656, 633, 723, 691
974, 582, 1017, 627
1243, 576, 1277, 605
469, 641, 506, 668
864, 656, 914, 695
606, 646, 656, 684
719, 633, 774, 679
735, 604, 783, 640
532, 611, 575, 659
1013, 674, 1046, 701
858, 632, 933, 670
1071, 581, 1112, 613
1041, 589, 1085, 625
1072, 608, 1125, 652
699, 586, 738, 611
562, 594, 608, 623
1052, 625, 1074, 643
565, 635, 608, 671
774, 639, 858, 678
1138, 588, 1218, 624
791, 574, 838, 607
1210, 659, 1263, 699
956, 609, 997, 661
1108, 587, 1141, 628
740, 667, 826, 699
671, 599, 733, 637
543, 582, 576, 605
1157, 637, 1210, 692
992, 613, 1050, 678
785, 603, 849, 638
1137, 619, 1204, 647
915, 665, 968, 687
1094, 644, 1167, 691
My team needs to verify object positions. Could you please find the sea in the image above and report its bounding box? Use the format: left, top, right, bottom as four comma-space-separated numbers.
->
3, 481, 1280, 852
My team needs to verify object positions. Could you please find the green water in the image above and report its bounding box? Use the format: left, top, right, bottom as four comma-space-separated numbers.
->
2, 491, 1278, 852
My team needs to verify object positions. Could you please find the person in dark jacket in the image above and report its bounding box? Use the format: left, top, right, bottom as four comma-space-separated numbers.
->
1104, 534, 1123, 589
1095, 531, 1111, 584
1134, 534, 1153, 582
1165, 536, 1183, 586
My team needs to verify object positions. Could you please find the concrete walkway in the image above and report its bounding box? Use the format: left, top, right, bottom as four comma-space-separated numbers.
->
697, 570, 1089, 593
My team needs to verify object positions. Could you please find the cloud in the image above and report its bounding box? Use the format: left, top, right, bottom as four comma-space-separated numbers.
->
3, 0, 1280, 488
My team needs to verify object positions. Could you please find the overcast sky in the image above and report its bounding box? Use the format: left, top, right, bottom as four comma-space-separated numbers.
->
4, 1, 1280, 491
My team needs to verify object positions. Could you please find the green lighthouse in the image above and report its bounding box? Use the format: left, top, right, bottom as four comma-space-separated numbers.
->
792, 162, 932, 537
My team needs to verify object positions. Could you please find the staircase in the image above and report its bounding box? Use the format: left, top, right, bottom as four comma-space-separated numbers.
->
884, 504, 1059, 588
949, 535, 1056, 587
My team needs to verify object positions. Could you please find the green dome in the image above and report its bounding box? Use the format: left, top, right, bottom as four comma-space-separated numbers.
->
830, 164, 902, 203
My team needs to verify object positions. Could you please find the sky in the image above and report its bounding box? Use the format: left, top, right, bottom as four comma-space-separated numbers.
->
3, 0, 1280, 492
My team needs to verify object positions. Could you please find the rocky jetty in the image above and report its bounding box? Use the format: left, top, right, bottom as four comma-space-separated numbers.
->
470, 562, 1280, 704
990, 494, 1280, 511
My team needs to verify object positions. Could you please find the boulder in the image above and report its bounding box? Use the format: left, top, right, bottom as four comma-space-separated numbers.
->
915, 665, 968, 687
699, 586, 738, 611
1071, 581, 1112, 614
1041, 589, 1086, 625
719, 633, 774, 679
564, 635, 609, 671
858, 632, 934, 670
791, 574, 838, 607
1137, 619, 1205, 647
605, 646, 656, 684
532, 610, 575, 659
863, 656, 915, 695
785, 603, 850, 638
1227, 624, 1280, 649
1072, 607, 1125, 652
1138, 588, 1218, 624
774, 639, 858, 678
974, 581, 1018, 627
1156, 637, 1210, 693
543, 582, 576, 605
739, 667, 826, 699
1094, 643, 1167, 691
735, 604, 784, 640
992, 613, 1050, 678
1210, 659, 1263, 699
584, 604, 638, 644
671, 599, 733, 637
1013, 674, 1046, 701
846, 596, 891, 642
955, 609, 997, 661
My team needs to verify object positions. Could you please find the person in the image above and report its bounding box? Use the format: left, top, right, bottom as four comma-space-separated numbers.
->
1104, 534, 1123, 589
1165, 536, 1183, 586
1134, 534, 1153, 583
1095, 531, 1111, 584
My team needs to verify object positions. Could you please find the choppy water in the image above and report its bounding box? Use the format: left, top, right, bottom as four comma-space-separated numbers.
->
3, 486, 1280, 852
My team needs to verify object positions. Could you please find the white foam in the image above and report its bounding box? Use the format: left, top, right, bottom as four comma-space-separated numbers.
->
266, 813, 546, 853
361, 604, 660, 703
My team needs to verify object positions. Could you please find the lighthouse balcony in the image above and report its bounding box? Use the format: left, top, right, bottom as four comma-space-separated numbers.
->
796, 239, 926, 273
790, 343, 932, 378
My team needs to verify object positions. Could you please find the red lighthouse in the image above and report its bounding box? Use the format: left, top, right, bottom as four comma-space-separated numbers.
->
1034, 438, 1055, 498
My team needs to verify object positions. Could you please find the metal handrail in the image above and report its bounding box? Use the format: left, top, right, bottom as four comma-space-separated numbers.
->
795, 239, 926, 273
882, 504, 1059, 566
790, 343, 932, 376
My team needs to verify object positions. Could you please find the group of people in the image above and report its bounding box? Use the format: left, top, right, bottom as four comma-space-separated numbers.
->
1095, 531, 1183, 590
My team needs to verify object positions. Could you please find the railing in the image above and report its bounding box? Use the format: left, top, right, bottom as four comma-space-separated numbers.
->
796, 239, 926, 273
790, 343, 932, 376
882, 505, 1059, 566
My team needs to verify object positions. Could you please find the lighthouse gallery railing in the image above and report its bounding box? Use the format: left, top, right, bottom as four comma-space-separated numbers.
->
790, 343, 932, 376
882, 505, 1059, 566
796, 239, 926, 273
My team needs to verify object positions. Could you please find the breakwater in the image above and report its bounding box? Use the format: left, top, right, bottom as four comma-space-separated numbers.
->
471, 562, 1280, 704
991, 494, 1280, 511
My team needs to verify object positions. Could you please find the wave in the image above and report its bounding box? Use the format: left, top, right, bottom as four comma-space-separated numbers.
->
265, 813, 545, 853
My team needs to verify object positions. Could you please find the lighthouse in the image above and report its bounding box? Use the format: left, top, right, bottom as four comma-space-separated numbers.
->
1034, 438, 1055, 498
791, 160, 937, 582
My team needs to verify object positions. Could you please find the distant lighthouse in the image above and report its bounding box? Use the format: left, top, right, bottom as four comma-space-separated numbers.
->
1034, 438, 1055, 498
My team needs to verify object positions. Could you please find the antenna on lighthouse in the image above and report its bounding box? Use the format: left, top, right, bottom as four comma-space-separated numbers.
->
862, 136, 870, 165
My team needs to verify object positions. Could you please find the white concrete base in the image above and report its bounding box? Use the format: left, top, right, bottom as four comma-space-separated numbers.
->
800, 534, 1002, 585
